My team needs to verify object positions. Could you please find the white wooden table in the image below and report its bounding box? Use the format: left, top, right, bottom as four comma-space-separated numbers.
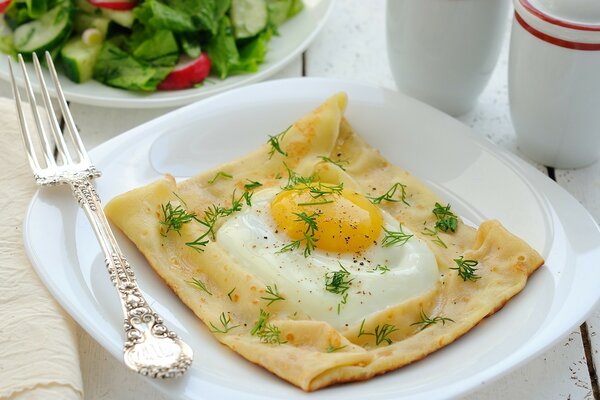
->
6, 1, 600, 398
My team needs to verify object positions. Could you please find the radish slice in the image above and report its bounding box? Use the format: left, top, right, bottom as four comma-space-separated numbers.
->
158, 53, 212, 91
88, 0, 137, 10
0, 0, 12, 13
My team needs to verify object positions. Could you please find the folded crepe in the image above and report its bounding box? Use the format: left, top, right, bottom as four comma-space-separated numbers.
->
105, 93, 543, 391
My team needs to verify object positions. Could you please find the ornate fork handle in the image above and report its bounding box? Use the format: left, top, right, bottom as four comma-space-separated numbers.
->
69, 170, 193, 378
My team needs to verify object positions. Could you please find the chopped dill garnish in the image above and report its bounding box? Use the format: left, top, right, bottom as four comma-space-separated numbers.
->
260, 284, 285, 306
297, 199, 334, 206
207, 171, 233, 185
267, 125, 292, 159
432, 202, 458, 232
185, 190, 252, 253
227, 287, 236, 301
451, 256, 481, 282
410, 309, 454, 331
281, 163, 344, 198
159, 201, 198, 236
250, 309, 270, 336
250, 309, 286, 344
357, 319, 398, 345
277, 211, 321, 257
209, 312, 239, 334
422, 226, 448, 248
368, 182, 410, 206
318, 155, 349, 171
187, 277, 212, 295
325, 263, 354, 314
381, 224, 413, 247
325, 344, 347, 353
369, 264, 390, 274
244, 179, 263, 191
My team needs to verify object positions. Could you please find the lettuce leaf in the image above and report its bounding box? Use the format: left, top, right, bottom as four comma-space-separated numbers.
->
93, 41, 172, 91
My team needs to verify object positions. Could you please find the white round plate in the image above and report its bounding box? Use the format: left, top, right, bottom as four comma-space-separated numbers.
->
0, 0, 333, 108
23, 79, 600, 399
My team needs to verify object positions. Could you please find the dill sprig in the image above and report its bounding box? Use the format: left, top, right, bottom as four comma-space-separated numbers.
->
281, 163, 344, 198
159, 201, 198, 236
207, 171, 232, 185
325, 344, 347, 353
257, 324, 286, 344
368, 182, 410, 206
267, 125, 292, 159
250, 309, 286, 344
318, 155, 349, 171
325, 263, 353, 314
185, 190, 252, 253
422, 226, 448, 248
187, 277, 212, 295
357, 319, 398, 346
209, 312, 239, 334
325, 264, 353, 295
381, 224, 413, 247
432, 202, 458, 233
244, 179, 263, 191
278, 211, 321, 257
227, 287, 236, 301
410, 309, 455, 331
369, 264, 390, 274
250, 309, 270, 336
260, 284, 285, 306
451, 256, 481, 282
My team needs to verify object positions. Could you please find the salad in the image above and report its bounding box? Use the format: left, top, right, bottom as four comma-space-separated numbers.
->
0, 0, 303, 91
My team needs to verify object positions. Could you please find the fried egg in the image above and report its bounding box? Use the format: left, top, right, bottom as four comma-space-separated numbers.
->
217, 187, 439, 329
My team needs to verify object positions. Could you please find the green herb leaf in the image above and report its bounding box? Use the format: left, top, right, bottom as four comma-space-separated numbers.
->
381, 225, 413, 247
207, 171, 233, 185
432, 202, 458, 233
422, 226, 448, 248
318, 155, 349, 171
325, 344, 347, 353
260, 284, 285, 306
227, 287, 236, 301
159, 201, 198, 236
267, 125, 291, 159
209, 312, 239, 334
250, 309, 286, 344
244, 179, 263, 191
411, 309, 454, 331
368, 182, 410, 206
187, 277, 212, 295
451, 256, 480, 282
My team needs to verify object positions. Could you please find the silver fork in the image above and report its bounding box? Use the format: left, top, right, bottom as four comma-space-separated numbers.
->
9, 52, 193, 379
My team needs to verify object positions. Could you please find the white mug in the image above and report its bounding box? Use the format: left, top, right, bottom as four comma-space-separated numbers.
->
509, 0, 600, 169
386, 0, 510, 116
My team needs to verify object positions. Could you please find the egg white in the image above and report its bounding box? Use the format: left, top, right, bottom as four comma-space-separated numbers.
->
216, 188, 439, 329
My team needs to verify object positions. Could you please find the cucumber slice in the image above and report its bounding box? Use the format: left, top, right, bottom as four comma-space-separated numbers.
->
13, 5, 72, 56
266, 0, 290, 27
60, 36, 102, 83
101, 8, 133, 28
231, 0, 267, 39
74, 12, 111, 35
26, 0, 48, 18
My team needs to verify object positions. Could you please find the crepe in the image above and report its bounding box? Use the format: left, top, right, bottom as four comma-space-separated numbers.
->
105, 93, 543, 391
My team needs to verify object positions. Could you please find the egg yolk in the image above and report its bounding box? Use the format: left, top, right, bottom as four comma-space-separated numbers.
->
270, 187, 383, 254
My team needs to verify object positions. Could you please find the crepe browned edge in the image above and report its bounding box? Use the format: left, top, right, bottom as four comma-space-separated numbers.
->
105, 93, 544, 391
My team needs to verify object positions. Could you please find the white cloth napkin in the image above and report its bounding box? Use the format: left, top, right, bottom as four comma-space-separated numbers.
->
0, 97, 83, 400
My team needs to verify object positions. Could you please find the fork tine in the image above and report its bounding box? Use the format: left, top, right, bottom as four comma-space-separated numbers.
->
44, 51, 90, 164
17, 53, 56, 169
8, 56, 41, 174
32, 52, 74, 165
